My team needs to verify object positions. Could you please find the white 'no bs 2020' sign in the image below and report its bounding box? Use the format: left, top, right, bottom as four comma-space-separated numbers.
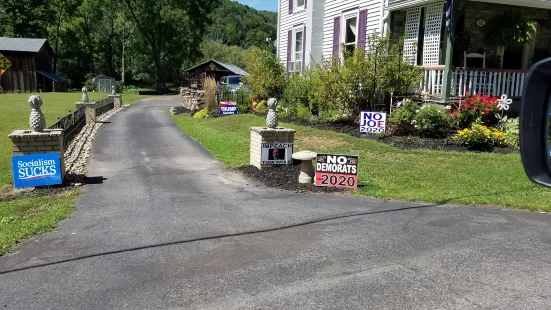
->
360, 112, 386, 134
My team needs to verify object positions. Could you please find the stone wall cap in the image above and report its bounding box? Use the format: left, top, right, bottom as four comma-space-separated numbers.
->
250, 126, 296, 133
9, 128, 63, 138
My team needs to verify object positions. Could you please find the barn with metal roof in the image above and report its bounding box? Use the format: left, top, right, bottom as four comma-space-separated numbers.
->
0, 37, 67, 93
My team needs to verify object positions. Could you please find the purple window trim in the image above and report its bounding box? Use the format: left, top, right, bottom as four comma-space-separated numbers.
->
287, 29, 292, 73
357, 10, 368, 49
289, 0, 293, 14
302, 26, 306, 69
332, 16, 341, 58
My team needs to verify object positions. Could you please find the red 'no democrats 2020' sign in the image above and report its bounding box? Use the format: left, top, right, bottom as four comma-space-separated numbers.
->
315, 154, 358, 189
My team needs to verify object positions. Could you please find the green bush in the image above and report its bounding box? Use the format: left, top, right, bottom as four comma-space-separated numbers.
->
242, 47, 286, 100
296, 105, 311, 122
389, 100, 418, 136
312, 33, 423, 115
503, 118, 520, 148
193, 108, 208, 119
414, 105, 453, 138
318, 109, 355, 123
255, 100, 268, 113
454, 124, 505, 151
283, 69, 314, 112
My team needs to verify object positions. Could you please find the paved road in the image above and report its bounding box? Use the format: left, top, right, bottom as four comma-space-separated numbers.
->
2, 97, 551, 309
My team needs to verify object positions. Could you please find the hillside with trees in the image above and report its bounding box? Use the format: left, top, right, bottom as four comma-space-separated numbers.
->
191, 0, 277, 70
0, 0, 276, 88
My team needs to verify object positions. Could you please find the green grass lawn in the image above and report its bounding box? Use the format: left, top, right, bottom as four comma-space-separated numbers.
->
0, 190, 80, 255
0, 92, 150, 188
173, 114, 551, 212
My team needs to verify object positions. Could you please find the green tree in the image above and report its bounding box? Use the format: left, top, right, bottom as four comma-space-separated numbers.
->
122, 0, 220, 83
242, 47, 286, 100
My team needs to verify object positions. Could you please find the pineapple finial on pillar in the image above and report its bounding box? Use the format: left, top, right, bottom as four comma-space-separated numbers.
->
29, 95, 46, 132
82, 86, 89, 103
266, 98, 279, 129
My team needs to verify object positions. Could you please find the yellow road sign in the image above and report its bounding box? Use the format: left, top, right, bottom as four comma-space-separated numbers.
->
0, 53, 12, 75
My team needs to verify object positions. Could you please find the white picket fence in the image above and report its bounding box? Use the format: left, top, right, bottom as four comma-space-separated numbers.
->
421, 66, 528, 98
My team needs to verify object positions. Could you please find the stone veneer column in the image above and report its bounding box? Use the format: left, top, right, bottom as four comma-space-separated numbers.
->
85, 102, 99, 125
109, 95, 123, 108
9, 129, 65, 179
250, 127, 296, 170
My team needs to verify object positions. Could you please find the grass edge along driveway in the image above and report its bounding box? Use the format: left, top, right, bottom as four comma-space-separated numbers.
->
0, 92, 151, 255
173, 114, 551, 212
0, 190, 80, 255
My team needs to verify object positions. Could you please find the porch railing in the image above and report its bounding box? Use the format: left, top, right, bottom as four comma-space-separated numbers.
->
421, 67, 528, 98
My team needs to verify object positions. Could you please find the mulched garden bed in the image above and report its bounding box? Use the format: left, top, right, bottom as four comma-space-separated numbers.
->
277, 116, 518, 154
0, 184, 73, 202
238, 164, 347, 194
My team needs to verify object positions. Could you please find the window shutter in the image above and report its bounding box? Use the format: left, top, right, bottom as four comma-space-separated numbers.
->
289, 0, 293, 14
303, 26, 307, 69
332, 16, 341, 58
357, 10, 368, 49
287, 30, 292, 73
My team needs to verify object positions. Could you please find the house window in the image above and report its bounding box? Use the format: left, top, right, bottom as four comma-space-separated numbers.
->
293, 28, 304, 72
295, 0, 305, 12
343, 12, 359, 56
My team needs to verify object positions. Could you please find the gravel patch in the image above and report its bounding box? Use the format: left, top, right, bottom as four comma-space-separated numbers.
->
64, 106, 126, 184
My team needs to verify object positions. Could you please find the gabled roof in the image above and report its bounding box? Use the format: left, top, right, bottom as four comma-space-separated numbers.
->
185, 59, 249, 76
0, 37, 51, 53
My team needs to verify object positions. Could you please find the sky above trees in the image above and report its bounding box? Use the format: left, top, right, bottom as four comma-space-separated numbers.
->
235, 0, 276, 12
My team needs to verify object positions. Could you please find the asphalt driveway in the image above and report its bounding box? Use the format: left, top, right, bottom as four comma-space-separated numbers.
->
1, 97, 551, 309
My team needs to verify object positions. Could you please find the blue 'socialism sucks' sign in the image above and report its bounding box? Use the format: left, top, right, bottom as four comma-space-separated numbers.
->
12, 153, 62, 188
219, 101, 238, 116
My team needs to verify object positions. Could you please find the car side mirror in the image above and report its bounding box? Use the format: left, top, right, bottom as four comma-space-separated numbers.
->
520, 57, 551, 188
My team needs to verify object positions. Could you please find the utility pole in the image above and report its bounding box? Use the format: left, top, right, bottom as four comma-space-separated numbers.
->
122, 23, 126, 85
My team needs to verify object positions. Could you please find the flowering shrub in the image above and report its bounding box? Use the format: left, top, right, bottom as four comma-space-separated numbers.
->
503, 118, 520, 149
453, 93, 501, 129
389, 100, 419, 136
414, 105, 453, 138
454, 124, 505, 151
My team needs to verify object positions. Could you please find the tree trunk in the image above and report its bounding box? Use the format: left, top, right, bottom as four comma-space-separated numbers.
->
53, 1, 66, 74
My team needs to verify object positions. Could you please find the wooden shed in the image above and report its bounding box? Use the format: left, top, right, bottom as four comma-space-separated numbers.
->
182, 59, 249, 89
0, 37, 68, 93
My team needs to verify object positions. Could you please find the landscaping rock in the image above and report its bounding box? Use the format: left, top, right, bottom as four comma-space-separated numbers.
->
63, 105, 124, 184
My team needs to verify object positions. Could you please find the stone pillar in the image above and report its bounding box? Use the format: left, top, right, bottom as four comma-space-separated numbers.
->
9, 129, 65, 179
85, 102, 98, 125
109, 94, 123, 108
250, 127, 296, 169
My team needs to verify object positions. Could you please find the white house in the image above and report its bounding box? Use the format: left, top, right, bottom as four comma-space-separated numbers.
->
277, 0, 551, 100
276, 0, 387, 73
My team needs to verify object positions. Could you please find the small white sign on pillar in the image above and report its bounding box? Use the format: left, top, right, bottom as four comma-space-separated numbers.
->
261, 142, 293, 165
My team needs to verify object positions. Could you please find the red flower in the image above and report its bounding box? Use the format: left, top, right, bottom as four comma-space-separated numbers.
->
452, 110, 458, 116
461, 107, 466, 112
474, 106, 479, 110
485, 108, 491, 115
488, 120, 492, 124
